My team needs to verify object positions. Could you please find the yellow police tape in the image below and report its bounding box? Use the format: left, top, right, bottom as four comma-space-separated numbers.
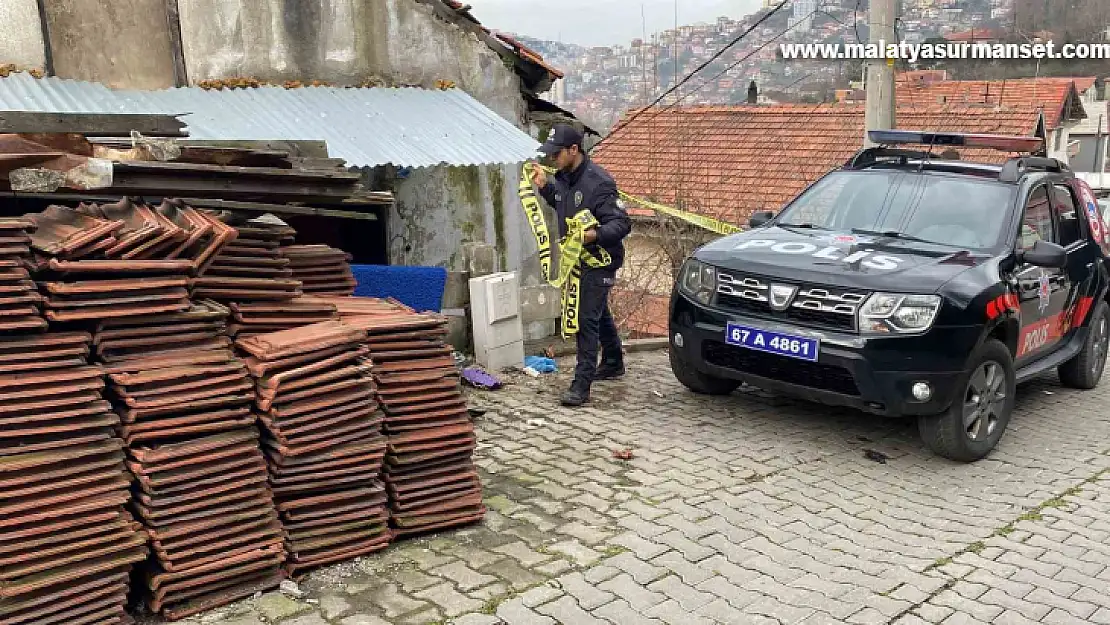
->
518, 163, 611, 338
528, 163, 741, 236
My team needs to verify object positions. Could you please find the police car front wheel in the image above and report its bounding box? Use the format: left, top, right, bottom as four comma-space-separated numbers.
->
918, 338, 1015, 463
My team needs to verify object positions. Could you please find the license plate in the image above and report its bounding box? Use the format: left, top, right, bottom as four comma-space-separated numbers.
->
725, 322, 820, 362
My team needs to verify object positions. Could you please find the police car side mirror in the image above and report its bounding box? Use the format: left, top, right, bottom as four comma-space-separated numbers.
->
1019, 240, 1067, 269
749, 211, 774, 228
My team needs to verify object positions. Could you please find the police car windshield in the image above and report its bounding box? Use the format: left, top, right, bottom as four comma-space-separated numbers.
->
776, 170, 1016, 251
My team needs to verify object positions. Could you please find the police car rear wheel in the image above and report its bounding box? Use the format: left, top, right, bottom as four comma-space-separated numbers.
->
669, 346, 741, 396
918, 338, 1015, 463
1058, 300, 1110, 390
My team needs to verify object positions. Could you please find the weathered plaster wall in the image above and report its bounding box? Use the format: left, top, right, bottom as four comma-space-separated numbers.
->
176, 0, 524, 123
0, 0, 46, 70
41, 0, 177, 89
389, 164, 525, 273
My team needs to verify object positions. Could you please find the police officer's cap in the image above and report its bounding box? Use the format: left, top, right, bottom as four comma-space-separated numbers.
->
538, 124, 584, 156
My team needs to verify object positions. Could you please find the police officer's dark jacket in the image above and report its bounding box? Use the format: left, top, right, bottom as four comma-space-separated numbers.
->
538, 154, 633, 271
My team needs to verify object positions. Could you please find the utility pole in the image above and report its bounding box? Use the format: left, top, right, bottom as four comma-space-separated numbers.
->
863, 0, 896, 146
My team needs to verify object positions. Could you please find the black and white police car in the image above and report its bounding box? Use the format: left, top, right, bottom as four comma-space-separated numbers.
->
668, 130, 1110, 462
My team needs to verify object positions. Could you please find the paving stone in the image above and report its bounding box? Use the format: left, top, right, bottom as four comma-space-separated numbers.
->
452, 615, 505, 625
484, 559, 548, 591
369, 584, 429, 619
496, 597, 557, 625
256, 593, 311, 621
694, 598, 757, 624
556, 522, 616, 545
398, 607, 444, 624
592, 599, 666, 625
602, 552, 669, 584
558, 571, 616, 610
433, 561, 500, 591
494, 541, 554, 568
393, 569, 444, 594
650, 551, 717, 586
547, 540, 603, 567
598, 573, 668, 612
608, 532, 670, 560
416, 582, 486, 618
320, 595, 352, 620
644, 599, 718, 625
536, 596, 611, 625
521, 584, 565, 608
583, 565, 624, 585
646, 575, 715, 612
469, 582, 510, 602
534, 558, 575, 576
339, 615, 393, 625
283, 615, 330, 625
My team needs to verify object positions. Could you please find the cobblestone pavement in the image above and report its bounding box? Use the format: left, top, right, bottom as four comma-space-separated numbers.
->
171, 349, 1110, 625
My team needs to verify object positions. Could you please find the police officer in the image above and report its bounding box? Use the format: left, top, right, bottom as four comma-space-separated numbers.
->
531, 123, 633, 407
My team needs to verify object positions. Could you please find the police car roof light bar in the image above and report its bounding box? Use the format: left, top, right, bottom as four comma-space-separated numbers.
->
845, 147, 940, 170
867, 130, 1044, 153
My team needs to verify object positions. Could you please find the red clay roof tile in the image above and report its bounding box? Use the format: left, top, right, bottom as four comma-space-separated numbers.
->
593, 103, 1043, 225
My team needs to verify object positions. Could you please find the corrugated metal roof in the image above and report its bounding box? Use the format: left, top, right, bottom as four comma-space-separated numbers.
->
0, 73, 541, 169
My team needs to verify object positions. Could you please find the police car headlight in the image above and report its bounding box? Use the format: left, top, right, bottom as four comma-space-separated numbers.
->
679, 259, 715, 305
859, 293, 941, 335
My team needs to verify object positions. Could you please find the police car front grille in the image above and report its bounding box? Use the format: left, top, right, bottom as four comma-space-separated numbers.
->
703, 340, 860, 396
715, 272, 867, 332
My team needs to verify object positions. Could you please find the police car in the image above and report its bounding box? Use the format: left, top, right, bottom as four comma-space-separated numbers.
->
668, 130, 1110, 462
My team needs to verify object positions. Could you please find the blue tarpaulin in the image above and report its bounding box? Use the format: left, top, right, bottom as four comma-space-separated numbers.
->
350, 265, 447, 313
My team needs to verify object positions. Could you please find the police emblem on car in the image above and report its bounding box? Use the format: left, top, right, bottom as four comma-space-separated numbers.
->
1037, 270, 1051, 314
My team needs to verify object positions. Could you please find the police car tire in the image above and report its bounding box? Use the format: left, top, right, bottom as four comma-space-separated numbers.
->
918, 338, 1015, 463
668, 347, 741, 395
1058, 300, 1110, 390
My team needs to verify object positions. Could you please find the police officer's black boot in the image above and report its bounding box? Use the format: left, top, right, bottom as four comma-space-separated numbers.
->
560, 378, 591, 406
594, 354, 626, 380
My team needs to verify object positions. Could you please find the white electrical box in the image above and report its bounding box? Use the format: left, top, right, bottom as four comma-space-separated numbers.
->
470, 272, 525, 371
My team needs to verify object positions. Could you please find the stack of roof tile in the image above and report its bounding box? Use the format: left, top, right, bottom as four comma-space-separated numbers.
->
92, 300, 231, 363
237, 321, 390, 576
334, 300, 484, 537
193, 220, 302, 302
0, 324, 148, 624
125, 429, 286, 620
36, 258, 193, 323
97, 300, 287, 617
0, 440, 149, 625
227, 299, 339, 340
280, 244, 357, 296
0, 218, 46, 332
103, 347, 256, 446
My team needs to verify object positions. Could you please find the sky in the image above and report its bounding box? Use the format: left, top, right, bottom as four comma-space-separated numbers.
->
470, 0, 765, 48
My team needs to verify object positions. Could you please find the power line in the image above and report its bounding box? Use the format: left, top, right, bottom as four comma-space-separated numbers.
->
595, 0, 792, 147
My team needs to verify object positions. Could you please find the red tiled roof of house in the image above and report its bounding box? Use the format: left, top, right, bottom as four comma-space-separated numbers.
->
592, 103, 1044, 225
896, 77, 1095, 129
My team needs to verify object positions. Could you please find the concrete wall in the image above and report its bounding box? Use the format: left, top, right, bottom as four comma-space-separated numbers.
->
40, 0, 178, 89
0, 0, 46, 70
175, 0, 524, 123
